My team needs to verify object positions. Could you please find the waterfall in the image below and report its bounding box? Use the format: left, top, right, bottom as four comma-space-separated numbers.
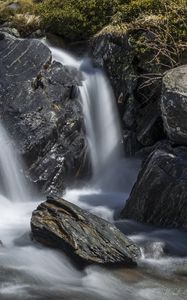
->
47, 45, 122, 184
0, 123, 30, 202
0, 41, 185, 300
79, 67, 122, 178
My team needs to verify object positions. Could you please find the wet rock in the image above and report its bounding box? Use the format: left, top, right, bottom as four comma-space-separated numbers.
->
136, 101, 165, 146
161, 65, 187, 145
121, 147, 187, 229
136, 140, 172, 158
123, 130, 141, 157
0, 33, 88, 195
31, 197, 141, 266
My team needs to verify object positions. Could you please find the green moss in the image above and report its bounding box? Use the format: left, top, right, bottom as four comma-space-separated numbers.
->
36, 0, 120, 40
0, 1, 14, 24
118, 0, 164, 22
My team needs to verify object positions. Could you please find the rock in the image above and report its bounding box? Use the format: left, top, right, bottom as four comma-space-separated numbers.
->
136, 140, 172, 158
0, 33, 88, 195
7, 3, 21, 11
121, 147, 187, 229
161, 65, 187, 145
0, 26, 20, 38
28, 29, 44, 38
136, 101, 165, 146
31, 197, 141, 266
123, 130, 141, 157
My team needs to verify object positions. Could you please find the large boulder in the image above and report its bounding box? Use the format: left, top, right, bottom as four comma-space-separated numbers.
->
121, 147, 187, 229
0, 33, 88, 195
31, 197, 141, 266
161, 65, 187, 145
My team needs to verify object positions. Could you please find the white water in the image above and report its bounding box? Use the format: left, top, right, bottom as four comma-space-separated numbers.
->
0, 123, 30, 202
48, 44, 122, 182
0, 43, 186, 300
79, 69, 122, 179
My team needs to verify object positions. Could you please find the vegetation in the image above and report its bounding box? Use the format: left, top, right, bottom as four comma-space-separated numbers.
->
0, 0, 40, 36
0, 0, 186, 67
36, 0, 119, 41
104, 0, 187, 71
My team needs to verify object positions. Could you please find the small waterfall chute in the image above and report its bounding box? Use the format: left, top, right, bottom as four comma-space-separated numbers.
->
0, 123, 30, 202
48, 43, 123, 189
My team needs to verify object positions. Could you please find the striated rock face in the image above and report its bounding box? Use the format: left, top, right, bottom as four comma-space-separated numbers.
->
121, 147, 187, 229
31, 197, 141, 266
0, 33, 88, 195
161, 65, 187, 145
90, 32, 165, 155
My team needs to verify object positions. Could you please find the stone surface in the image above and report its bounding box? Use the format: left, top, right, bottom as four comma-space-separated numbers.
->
0, 33, 88, 195
161, 65, 187, 145
31, 197, 141, 265
121, 147, 187, 229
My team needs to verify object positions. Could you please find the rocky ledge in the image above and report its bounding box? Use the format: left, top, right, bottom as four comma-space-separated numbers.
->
31, 197, 141, 266
0, 32, 89, 195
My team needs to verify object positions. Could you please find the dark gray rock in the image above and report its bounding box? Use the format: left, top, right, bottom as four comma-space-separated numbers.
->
161, 65, 187, 145
31, 197, 141, 265
121, 147, 187, 229
0, 33, 88, 195
123, 130, 141, 157
136, 101, 164, 146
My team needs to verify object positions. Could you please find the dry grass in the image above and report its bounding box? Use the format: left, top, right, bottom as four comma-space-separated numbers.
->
0, 0, 40, 35
11, 13, 40, 35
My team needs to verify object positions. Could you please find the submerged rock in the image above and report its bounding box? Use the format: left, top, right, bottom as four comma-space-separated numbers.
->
121, 147, 187, 229
31, 197, 141, 266
0, 33, 88, 195
161, 65, 187, 145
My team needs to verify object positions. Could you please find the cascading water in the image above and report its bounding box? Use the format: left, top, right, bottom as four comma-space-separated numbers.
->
48, 45, 122, 181
48, 44, 137, 193
79, 66, 122, 179
0, 42, 186, 300
0, 123, 30, 202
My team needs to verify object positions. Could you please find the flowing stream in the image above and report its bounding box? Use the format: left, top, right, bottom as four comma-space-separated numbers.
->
0, 42, 186, 300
